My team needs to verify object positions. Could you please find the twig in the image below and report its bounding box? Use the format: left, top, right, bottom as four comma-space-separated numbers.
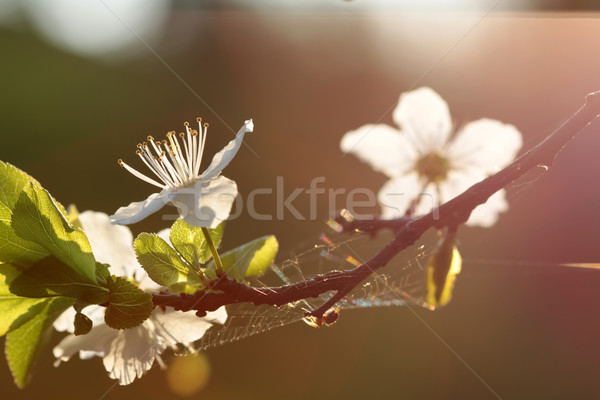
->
153, 91, 600, 319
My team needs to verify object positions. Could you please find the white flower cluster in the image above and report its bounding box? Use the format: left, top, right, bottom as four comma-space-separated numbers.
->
54, 119, 253, 385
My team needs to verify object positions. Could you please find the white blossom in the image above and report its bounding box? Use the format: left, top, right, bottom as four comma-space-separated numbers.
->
53, 211, 227, 385
111, 119, 253, 228
340, 87, 522, 227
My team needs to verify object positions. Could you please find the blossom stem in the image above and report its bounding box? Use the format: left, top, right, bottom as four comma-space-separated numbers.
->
202, 227, 224, 274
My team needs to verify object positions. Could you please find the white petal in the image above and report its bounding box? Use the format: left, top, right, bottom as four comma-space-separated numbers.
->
438, 170, 507, 228
103, 325, 164, 385
466, 190, 508, 228
170, 176, 238, 228
340, 124, 418, 178
392, 87, 453, 155
53, 323, 117, 365
151, 306, 228, 346
199, 119, 253, 180
200, 119, 254, 180
54, 305, 106, 334
377, 173, 428, 219
110, 191, 168, 225
53, 307, 77, 333
79, 211, 139, 278
156, 227, 171, 244
447, 118, 522, 174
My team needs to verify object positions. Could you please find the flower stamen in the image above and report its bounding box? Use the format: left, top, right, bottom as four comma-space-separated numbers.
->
118, 118, 212, 190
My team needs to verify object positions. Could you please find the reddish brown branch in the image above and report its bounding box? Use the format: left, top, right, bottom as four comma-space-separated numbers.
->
153, 92, 600, 319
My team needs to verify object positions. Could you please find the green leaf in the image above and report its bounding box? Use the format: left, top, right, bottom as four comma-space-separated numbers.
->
426, 232, 462, 308
0, 161, 48, 268
134, 233, 202, 288
65, 204, 82, 230
209, 235, 279, 281
5, 296, 72, 388
9, 256, 109, 304
169, 219, 224, 264
73, 312, 93, 336
104, 276, 153, 330
0, 263, 46, 336
11, 183, 97, 284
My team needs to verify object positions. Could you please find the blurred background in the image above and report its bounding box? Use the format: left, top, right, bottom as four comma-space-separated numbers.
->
2, 1, 600, 399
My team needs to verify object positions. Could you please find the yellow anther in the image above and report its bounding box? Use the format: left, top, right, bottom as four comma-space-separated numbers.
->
118, 159, 124, 165
196, 117, 202, 122
147, 135, 154, 141
184, 121, 190, 127
203, 122, 209, 128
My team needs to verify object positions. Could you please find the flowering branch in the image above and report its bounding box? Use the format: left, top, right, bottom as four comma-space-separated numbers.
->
153, 91, 600, 320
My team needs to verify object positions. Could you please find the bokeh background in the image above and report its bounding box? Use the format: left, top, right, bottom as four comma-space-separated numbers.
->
1, 1, 600, 399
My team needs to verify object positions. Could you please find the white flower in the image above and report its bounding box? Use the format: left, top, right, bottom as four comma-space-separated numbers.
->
53, 211, 227, 385
340, 87, 522, 227
111, 119, 254, 228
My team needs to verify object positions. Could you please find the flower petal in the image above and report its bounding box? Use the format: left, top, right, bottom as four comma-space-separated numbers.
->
110, 191, 168, 225
438, 170, 508, 227
200, 119, 253, 180
103, 325, 163, 385
170, 176, 238, 228
447, 118, 522, 174
54, 305, 106, 333
340, 124, 418, 178
53, 323, 117, 365
156, 227, 170, 243
151, 306, 227, 346
467, 190, 508, 228
79, 211, 139, 278
377, 173, 429, 219
392, 87, 453, 155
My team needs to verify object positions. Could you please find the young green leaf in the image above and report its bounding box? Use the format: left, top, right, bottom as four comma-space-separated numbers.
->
5, 296, 72, 388
426, 232, 462, 308
0, 263, 46, 336
134, 233, 202, 287
73, 311, 93, 336
208, 235, 278, 281
104, 276, 153, 330
11, 183, 98, 284
0, 161, 48, 268
169, 219, 224, 264
8, 256, 109, 304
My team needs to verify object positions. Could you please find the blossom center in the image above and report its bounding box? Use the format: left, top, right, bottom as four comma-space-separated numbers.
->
415, 152, 449, 183
118, 118, 209, 190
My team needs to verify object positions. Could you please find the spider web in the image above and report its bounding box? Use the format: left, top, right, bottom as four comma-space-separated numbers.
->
194, 165, 575, 351
194, 218, 437, 351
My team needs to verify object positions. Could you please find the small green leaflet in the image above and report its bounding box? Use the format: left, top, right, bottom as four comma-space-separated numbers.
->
134, 233, 203, 288
8, 256, 109, 305
0, 263, 46, 336
11, 183, 98, 284
5, 296, 73, 388
208, 235, 279, 281
104, 276, 153, 330
425, 232, 462, 308
0, 161, 48, 268
169, 219, 224, 264
73, 311, 93, 336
